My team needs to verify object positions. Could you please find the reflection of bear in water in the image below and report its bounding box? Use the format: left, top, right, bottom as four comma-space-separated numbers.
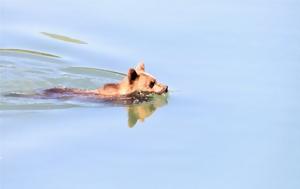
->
127, 94, 168, 127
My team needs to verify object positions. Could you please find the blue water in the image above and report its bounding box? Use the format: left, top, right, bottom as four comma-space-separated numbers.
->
1, 0, 300, 189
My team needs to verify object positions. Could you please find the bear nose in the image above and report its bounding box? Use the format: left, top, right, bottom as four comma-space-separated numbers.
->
165, 86, 168, 93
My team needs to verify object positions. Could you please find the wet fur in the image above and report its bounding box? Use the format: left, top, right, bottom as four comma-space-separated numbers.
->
41, 63, 168, 101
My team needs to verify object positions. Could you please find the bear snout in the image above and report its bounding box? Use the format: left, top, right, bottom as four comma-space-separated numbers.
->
164, 86, 168, 93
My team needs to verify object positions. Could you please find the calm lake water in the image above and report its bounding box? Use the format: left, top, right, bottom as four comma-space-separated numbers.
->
1, 0, 300, 189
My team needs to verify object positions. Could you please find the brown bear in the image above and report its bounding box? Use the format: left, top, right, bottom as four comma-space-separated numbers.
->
43, 63, 168, 101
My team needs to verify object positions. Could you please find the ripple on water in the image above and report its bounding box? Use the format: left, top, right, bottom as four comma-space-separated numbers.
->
0, 47, 125, 110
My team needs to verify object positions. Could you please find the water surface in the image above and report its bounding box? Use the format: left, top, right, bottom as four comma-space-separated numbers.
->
1, 0, 300, 189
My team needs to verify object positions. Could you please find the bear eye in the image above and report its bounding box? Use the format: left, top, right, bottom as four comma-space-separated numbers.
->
149, 81, 155, 88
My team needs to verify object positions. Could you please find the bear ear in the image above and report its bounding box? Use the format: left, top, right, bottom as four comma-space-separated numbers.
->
135, 61, 145, 73
128, 68, 138, 84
